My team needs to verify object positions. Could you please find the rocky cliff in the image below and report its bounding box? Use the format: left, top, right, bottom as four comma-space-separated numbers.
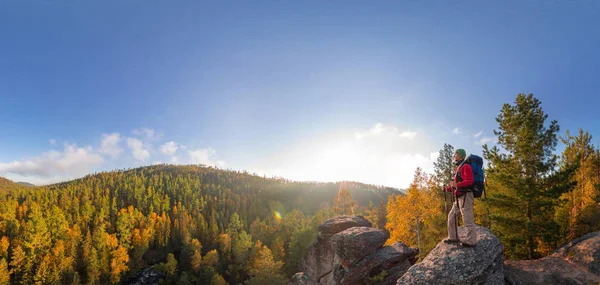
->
293, 216, 600, 285
289, 216, 418, 285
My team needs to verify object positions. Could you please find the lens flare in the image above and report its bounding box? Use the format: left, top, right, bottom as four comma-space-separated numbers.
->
274, 211, 282, 220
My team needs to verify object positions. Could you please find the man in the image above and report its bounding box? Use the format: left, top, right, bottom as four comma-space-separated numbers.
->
444, 148, 477, 247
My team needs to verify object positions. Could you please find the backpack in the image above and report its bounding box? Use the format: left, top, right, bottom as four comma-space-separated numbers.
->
465, 154, 485, 198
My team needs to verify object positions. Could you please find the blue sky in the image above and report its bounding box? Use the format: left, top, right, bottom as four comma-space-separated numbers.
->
1, 1, 599, 187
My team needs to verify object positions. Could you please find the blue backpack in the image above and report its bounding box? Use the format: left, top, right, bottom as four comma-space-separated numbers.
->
466, 154, 485, 198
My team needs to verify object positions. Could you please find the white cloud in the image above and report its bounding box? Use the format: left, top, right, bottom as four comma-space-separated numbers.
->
357, 123, 417, 140
477, 137, 494, 145
160, 141, 178, 156
0, 143, 103, 185
249, 123, 436, 189
132, 128, 162, 140
99, 133, 123, 158
127, 138, 151, 161
187, 147, 225, 167
49, 139, 57, 146
474, 131, 483, 138
452, 128, 461, 134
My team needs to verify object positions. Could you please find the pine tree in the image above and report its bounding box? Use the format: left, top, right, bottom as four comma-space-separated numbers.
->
556, 129, 600, 241
483, 93, 562, 259
0, 258, 9, 285
246, 241, 286, 285
433, 143, 455, 187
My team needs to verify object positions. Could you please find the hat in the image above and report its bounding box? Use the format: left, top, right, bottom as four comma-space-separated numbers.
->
455, 149, 466, 159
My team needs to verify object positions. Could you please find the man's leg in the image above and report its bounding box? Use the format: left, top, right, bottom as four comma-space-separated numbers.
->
459, 192, 477, 245
446, 202, 458, 241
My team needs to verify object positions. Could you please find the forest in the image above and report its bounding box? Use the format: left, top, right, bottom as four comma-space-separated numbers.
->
1, 93, 599, 285
0, 165, 390, 285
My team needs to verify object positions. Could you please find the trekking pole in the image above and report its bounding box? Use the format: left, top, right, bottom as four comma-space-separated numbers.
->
454, 189, 460, 247
443, 186, 448, 213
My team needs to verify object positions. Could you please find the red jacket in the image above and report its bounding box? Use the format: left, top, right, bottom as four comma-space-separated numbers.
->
445, 162, 474, 195
455, 163, 474, 190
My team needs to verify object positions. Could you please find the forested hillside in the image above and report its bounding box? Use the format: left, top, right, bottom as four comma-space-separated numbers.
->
0, 165, 392, 285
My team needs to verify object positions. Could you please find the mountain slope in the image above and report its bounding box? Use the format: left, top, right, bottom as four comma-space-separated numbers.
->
0, 164, 398, 284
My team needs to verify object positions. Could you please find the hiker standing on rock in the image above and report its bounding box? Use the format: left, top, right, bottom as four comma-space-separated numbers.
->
443, 149, 477, 247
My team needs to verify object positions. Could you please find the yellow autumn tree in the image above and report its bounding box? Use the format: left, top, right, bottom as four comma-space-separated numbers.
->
246, 241, 287, 285
386, 167, 442, 260
110, 245, 129, 283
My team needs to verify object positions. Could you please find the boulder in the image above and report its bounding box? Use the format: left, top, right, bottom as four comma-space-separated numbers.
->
551, 231, 600, 275
332, 242, 418, 285
504, 257, 600, 285
330, 227, 390, 267
317, 215, 372, 237
120, 267, 165, 285
397, 225, 504, 285
300, 216, 373, 284
504, 230, 600, 285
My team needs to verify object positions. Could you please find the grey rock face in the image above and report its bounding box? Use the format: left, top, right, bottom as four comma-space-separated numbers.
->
397, 226, 504, 285
551, 231, 600, 275
333, 242, 418, 285
300, 216, 372, 283
504, 230, 600, 285
317, 215, 372, 237
330, 227, 390, 267
292, 215, 417, 285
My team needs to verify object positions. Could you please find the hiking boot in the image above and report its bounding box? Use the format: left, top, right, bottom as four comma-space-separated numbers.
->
443, 239, 460, 244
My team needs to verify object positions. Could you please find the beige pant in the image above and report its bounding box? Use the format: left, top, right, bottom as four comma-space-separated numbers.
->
447, 191, 477, 245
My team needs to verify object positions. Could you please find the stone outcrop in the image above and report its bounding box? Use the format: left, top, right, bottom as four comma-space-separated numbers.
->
398, 225, 504, 285
120, 267, 165, 285
333, 241, 417, 285
290, 215, 418, 285
299, 216, 374, 283
330, 226, 389, 267
504, 231, 600, 285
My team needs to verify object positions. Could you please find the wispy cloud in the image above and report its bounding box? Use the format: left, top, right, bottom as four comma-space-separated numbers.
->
452, 128, 461, 134
127, 138, 151, 161
0, 128, 225, 185
186, 147, 225, 167
160, 141, 178, 156
477, 137, 494, 145
357, 123, 417, 140
474, 131, 483, 138
99, 133, 123, 158
0, 143, 103, 185
132, 128, 162, 140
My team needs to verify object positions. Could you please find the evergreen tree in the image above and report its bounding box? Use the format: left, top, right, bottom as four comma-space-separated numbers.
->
483, 93, 562, 259
556, 129, 600, 241
433, 143, 455, 187
0, 258, 9, 285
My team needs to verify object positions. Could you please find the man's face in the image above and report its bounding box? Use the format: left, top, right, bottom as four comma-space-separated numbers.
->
454, 153, 461, 162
